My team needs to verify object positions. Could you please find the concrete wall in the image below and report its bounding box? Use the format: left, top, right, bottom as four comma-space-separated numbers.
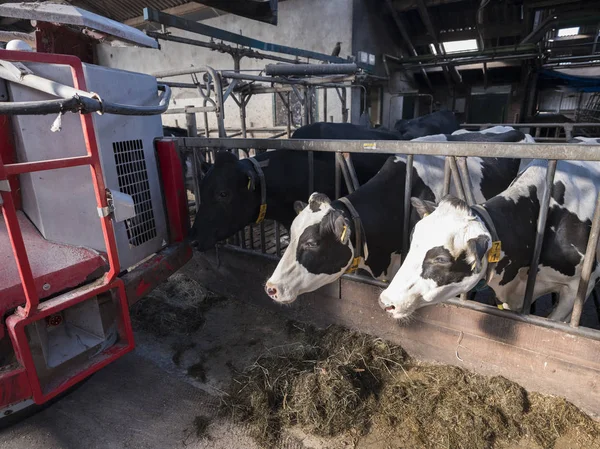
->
97, 0, 354, 131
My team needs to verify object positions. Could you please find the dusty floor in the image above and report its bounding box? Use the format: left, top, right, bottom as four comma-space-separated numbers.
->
1, 273, 599, 449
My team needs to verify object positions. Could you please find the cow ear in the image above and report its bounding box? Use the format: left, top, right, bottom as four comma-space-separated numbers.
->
308, 192, 331, 212
322, 210, 350, 244
294, 201, 308, 215
411, 197, 437, 218
214, 150, 238, 166
466, 235, 491, 273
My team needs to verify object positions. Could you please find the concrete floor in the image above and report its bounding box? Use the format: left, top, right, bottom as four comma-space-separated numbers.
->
0, 278, 306, 449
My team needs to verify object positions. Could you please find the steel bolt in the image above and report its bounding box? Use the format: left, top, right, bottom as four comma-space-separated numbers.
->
43, 283, 51, 291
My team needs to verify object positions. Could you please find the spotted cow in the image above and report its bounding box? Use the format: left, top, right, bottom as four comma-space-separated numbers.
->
379, 152, 600, 322
264, 127, 532, 304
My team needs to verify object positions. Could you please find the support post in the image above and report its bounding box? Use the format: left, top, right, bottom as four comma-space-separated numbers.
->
402, 155, 414, 261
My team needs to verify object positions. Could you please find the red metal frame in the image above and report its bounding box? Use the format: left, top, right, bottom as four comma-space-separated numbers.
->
0, 50, 133, 406
156, 138, 189, 243
0, 114, 20, 209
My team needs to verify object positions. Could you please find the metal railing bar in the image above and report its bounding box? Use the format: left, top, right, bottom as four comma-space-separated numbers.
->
402, 154, 414, 261
180, 138, 600, 162
522, 159, 558, 314
571, 192, 600, 327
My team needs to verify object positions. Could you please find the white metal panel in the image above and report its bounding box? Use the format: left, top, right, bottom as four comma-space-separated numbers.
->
8, 62, 167, 270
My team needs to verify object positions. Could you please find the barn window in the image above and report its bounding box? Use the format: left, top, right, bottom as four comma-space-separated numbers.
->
442, 39, 478, 54
557, 27, 580, 37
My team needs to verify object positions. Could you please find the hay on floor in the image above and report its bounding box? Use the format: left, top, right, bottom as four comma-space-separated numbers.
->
130, 273, 225, 337
221, 323, 600, 449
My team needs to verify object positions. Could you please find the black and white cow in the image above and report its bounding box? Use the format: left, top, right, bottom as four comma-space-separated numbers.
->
264, 127, 532, 304
394, 110, 459, 140
379, 154, 600, 322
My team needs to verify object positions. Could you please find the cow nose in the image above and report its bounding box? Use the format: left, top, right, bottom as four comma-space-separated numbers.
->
265, 283, 278, 299
378, 293, 396, 312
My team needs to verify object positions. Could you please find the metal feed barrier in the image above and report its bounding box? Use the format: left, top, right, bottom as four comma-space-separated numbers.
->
180, 136, 600, 341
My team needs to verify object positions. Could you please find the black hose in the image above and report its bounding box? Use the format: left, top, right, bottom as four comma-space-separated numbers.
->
0, 84, 171, 116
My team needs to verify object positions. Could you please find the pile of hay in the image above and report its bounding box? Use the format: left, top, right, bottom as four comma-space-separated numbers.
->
131, 273, 225, 337
221, 323, 600, 449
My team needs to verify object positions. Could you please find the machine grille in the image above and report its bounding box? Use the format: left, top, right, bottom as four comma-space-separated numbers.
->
112, 139, 157, 246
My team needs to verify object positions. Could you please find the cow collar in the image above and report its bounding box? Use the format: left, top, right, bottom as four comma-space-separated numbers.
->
246, 158, 269, 224
337, 197, 367, 274
470, 204, 503, 303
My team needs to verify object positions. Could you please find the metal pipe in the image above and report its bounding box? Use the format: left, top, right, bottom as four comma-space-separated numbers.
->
443, 156, 452, 196
341, 153, 360, 191
165, 106, 217, 114
448, 156, 467, 201
185, 111, 198, 137
571, 192, 600, 327
402, 154, 414, 261
456, 156, 476, 205
335, 152, 356, 193
182, 138, 600, 162
146, 30, 300, 65
265, 63, 358, 76
335, 154, 341, 199
308, 151, 314, 197
522, 159, 558, 314
0, 65, 171, 115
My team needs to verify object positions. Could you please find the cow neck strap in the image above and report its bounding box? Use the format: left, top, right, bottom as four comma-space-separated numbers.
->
247, 158, 268, 224
470, 204, 502, 288
338, 197, 366, 274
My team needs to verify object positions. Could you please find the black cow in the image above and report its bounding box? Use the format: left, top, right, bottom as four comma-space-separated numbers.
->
188, 113, 462, 251
394, 110, 459, 140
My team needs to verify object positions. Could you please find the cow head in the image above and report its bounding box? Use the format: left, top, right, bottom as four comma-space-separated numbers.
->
379, 196, 491, 320
189, 151, 262, 250
265, 193, 353, 304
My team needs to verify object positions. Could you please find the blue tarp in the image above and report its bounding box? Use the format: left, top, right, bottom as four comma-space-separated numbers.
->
540, 69, 600, 92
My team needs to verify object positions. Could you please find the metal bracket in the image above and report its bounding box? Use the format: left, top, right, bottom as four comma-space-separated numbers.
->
97, 189, 136, 222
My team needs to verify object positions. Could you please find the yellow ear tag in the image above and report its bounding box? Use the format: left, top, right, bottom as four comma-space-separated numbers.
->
488, 241, 502, 263
340, 225, 348, 242
497, 303, 504, 310
256, 204, 267, 223
247, 177, 252, 190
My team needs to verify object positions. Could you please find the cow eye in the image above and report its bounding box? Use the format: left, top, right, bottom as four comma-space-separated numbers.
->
433, 255, 451, 264
218, 190, 230, 198
304, 240, 318, 248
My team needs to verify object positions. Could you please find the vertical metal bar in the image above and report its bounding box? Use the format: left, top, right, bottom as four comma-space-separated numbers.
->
402, 154, 414, 261
443, 156, 452, 196
448, 156, 467, 201
185, 111, 198, 137
571, 192, 600, 327
239, 93, 248, 139
341, 153, 360, 191
341, 87, 348, 123
335, 153, 341, 199
191, 150, 201, 215
323, 87, 328, 125
308, 150, 315, 197
456, 156, 475, 206
287, 92, 292, 136
335, 152, 356, 193
522, 159, 558, 314
275, 221, 281, 257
